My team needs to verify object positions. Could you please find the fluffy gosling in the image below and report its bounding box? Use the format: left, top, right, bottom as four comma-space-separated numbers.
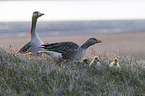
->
109, 58, 121, 72
89, 56, 101, 67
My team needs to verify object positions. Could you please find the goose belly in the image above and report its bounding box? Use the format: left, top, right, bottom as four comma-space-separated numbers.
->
74, 49, 87, 60
32, 35, 44, 46
39, 50, 62, 58
30, 36, 44, 54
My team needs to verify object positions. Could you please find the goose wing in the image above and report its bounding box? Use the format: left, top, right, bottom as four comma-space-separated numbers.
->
41, 42, 79, 53
17, 41, 33, 54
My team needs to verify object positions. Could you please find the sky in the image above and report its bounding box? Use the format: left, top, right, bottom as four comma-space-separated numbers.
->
0, 1, 145, 21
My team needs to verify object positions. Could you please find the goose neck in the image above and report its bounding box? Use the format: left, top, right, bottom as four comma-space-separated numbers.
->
30, 17, 37, 39
81, 42, 91, 49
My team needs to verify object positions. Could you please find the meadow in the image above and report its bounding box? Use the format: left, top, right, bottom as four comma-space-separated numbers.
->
0, 33, 145, 95
0, 45, 145, 95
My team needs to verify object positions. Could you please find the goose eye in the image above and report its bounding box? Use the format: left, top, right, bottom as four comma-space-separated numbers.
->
93, 38, 96, 40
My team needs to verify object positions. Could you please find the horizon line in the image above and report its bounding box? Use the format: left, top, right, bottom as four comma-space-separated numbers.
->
1, 18, 145, 22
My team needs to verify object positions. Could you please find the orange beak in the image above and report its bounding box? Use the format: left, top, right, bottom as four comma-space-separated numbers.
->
97, 39, 102, 43
39, 13, 44, 16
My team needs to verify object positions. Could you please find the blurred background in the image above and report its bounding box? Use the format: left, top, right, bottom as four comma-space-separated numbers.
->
0, 0, 145, 58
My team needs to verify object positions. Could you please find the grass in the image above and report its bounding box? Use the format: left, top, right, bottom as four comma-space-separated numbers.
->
0, 47, 145, 96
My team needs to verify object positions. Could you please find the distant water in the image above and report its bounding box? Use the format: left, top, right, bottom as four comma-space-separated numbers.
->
0, 20, 145, 39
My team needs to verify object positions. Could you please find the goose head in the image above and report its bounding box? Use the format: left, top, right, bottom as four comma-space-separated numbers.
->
94, 56, 99, 62
81, 38, 102, 49
32, 11, 44, 18
86, 38, 102, 45
114, 58, 118, 62
83, 58, 89, 63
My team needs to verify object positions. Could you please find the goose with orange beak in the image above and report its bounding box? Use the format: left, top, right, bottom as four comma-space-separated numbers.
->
39, 38, 102, 61
16, 11, 44, 55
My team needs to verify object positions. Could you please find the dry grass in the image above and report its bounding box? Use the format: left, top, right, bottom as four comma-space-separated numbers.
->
0, 45, 145, 95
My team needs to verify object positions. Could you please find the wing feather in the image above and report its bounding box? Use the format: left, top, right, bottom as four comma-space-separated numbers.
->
17, 41, 32, 54
42, 42, 79, 53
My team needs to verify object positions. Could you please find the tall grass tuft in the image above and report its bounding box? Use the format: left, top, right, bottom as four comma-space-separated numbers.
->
0, 47, 145, 95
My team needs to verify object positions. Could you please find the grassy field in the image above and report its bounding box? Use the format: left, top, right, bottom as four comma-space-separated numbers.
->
0, 46, 145, 95
0, 32, 145, 95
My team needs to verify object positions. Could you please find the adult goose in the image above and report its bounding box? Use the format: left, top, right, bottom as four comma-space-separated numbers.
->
16, 11, 44, 55
39, 38, 102, 61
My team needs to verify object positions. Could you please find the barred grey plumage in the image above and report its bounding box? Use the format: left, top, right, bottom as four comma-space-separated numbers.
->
16, 11, 44, 55
40, 38, 102, 60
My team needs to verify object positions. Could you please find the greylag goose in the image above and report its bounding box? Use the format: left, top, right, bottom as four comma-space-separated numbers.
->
16, 11, 44, 55
39, 38, 102, 60
109, 58, 121, 72
89, 56, 101, 67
